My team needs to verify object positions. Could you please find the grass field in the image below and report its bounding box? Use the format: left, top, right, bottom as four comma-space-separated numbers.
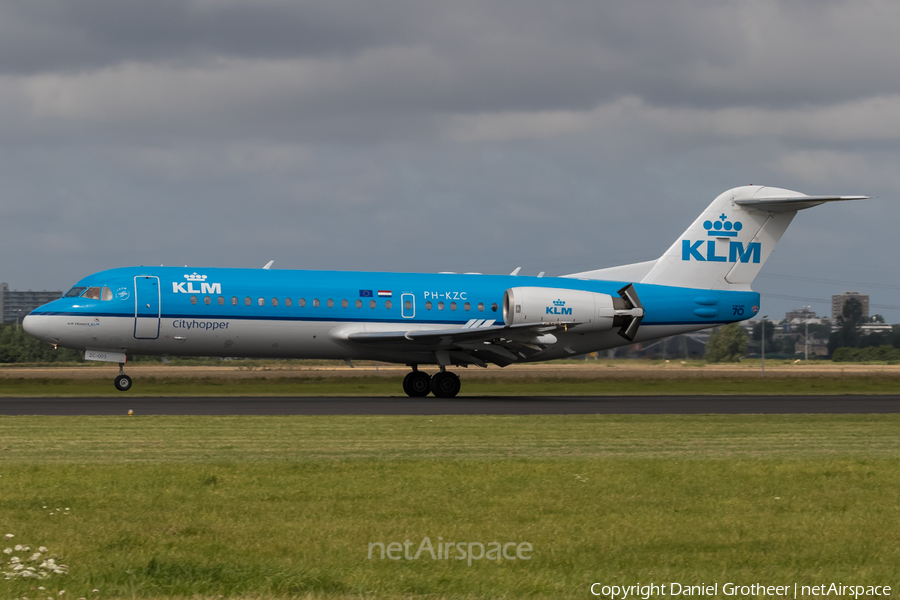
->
2, 414, 900, 599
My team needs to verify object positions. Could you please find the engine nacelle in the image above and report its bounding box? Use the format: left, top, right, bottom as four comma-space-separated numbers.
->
503, 287, 620, 333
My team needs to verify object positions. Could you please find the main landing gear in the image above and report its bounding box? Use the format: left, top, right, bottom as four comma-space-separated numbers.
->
402, 366, 461, 398
114, 363, 133, 391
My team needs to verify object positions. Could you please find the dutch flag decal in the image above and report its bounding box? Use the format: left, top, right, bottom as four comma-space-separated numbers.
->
377, 290, 392, 297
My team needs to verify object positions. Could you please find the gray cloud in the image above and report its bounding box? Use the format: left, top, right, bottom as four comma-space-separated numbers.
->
5, 1, 900, 114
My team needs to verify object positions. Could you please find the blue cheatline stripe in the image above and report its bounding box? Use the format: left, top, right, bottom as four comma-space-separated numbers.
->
31, 311, 129, 318
31, 310, 734, 328
28, 311, 503, 327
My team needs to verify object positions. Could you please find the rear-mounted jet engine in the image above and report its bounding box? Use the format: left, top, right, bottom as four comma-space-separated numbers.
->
502, 284, 644, 341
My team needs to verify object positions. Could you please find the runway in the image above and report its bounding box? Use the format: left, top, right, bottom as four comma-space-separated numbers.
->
1, 395, 899, 415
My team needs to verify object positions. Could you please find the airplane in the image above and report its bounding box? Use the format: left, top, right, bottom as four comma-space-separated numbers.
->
23, 185, 868, 397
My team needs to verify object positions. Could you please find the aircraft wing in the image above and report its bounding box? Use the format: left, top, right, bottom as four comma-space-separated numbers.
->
334, 321, 569, 367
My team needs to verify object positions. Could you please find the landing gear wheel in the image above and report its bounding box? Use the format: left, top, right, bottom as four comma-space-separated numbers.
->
431, 371, 460, 398
114, 374, 133, 392
403, 371, 431, 397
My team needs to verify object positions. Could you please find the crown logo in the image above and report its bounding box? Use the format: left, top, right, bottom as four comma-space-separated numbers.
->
184, 272, 208, 281
553, 299, 566, 306
703, 213, 743, 237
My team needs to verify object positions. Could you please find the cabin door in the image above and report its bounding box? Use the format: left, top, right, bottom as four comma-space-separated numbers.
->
134, 276, 161, 339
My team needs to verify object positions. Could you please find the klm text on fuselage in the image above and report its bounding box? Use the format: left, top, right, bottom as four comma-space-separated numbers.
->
682, 240, 761, 263
172, 282, 222, 294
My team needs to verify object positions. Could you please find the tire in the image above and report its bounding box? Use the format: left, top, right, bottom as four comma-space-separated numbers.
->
431, 371, 460, 398
403, 371, 431, 397
114, 374, 133, 392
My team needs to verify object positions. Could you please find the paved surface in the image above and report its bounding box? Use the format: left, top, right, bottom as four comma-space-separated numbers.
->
1, 396, 899, 415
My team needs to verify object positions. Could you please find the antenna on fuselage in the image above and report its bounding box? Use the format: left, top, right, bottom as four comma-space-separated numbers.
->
263, 260, 274, 270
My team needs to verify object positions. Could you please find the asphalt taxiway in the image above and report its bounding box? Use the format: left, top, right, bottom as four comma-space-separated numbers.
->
0, 395, 898, 415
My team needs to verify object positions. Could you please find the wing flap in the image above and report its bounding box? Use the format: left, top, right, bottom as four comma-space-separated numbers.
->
337, 322, 566, 366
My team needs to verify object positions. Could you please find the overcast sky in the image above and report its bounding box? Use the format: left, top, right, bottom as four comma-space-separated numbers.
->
2, 0, 899, 322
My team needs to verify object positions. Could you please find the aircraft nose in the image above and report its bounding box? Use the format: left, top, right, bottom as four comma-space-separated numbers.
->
22, 314, 57, 343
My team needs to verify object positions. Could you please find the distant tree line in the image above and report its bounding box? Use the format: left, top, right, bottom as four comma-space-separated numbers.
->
751, 320, 833, 355
828, 297, 900, 358
704, 323, 748, 363
832, 346, 900, 362
0, 323, 83, 363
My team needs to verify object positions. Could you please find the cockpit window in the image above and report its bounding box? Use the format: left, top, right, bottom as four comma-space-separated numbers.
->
64, 287, 86, 298
78, 286, 114, 301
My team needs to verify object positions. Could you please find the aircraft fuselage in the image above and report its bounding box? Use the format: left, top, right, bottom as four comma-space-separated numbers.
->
25, 266, 759, 365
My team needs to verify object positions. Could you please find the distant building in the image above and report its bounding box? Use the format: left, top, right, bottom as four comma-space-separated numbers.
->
860, 322, 893, 334
782, 306, 830, 332
785, 306, 817, 322
793, 336, 829, 357
1, 283, 62, 324
832, 291, 869, 323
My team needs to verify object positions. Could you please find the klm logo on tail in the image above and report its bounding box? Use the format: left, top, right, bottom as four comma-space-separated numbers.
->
682, 215, 760, 263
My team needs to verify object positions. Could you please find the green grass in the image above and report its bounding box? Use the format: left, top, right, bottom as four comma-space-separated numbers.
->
2, 415, 900, 599
2, 373, 900, 396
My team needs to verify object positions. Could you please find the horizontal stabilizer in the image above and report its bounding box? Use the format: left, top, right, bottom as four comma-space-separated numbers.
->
734, 195, 869, 213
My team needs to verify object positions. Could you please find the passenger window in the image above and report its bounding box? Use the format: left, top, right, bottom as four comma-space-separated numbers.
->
313, 299, 320, 307
218, 296, 225, 305
101, 287, 113, 301
425, 301, 432, 310
245, 297, 252, 306
204, 296, 211, 305
405, 300, 412, 310
478, 302, 484, 312
356, 299, 362, 308
327, 299, 334, 308
299, 298, 306, 307
491, 303, 498, 312
385, 300, 392, 309
285, 298, 292, 307
369, 299, 376, 309
450, 302, 457, 311
438, 302, 444, 311
65, 287, 86, 298
258, 298, 265, 306
231, 297, 238, 306
463, 302, 470, 311
83, 287, 101, 300
341, 299, 348, 308
190, 296, 198, 305
272, 298, 278, 306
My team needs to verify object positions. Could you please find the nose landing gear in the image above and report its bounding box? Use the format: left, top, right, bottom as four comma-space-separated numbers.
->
114, 363, 133, 391
402, 366, 461, 398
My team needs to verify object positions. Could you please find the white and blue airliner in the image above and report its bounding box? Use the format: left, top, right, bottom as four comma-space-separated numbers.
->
24, 186, 866, 397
